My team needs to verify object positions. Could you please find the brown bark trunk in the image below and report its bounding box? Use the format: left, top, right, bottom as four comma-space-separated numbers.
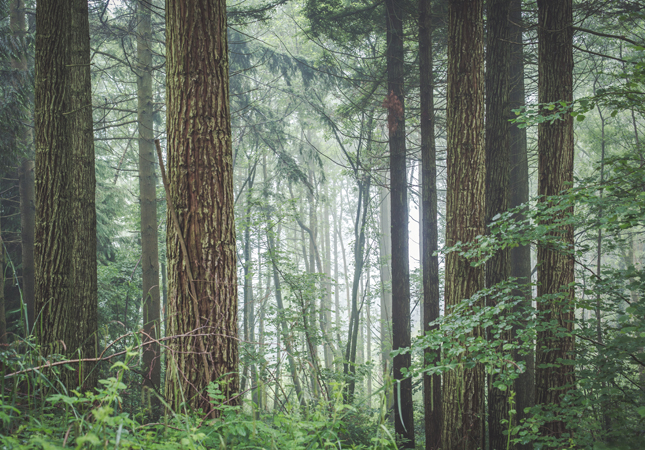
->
69, 0, 98, 392
19, 160, 35, 333
385, 0, 414, 444
508, 1, 534, 444
420, 0, 442, 447
164, 0, 239, 415
35, 0, 97, 392
535, 0, 576, 440
485, 1, 512, 448
137, 0, 161, 414
443, 1, 486, 449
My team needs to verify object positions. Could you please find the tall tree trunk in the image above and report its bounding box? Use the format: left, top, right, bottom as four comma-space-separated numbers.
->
164, 0, 239, 415
379, 186, 393, 410
535, 0, 575, 439
35, 0, 97, 392
508, 1, 534, 443
69, 0, 98, 392
420, 0, 442, 447
137, 0, 161, 414
344, 177, 371, 402
267, 225, 307, 409
323, 184, 333, 369
443, 1, 486, 449
485, 1, 512, 448
385, 0, 414, 444
19, 160, 35, 332
0, 208, 5, 345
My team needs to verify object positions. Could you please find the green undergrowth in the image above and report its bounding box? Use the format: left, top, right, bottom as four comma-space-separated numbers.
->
0, 351, 397, 450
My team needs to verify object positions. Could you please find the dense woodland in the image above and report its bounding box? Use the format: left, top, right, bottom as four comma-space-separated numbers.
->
0, 0, 644, 448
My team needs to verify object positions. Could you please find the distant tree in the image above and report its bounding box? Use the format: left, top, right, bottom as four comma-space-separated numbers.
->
442, 0, 486, 448
163, 0, 239, 415
136, 0, 161, 415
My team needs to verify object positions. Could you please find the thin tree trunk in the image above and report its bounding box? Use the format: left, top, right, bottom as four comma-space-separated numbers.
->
323, 184, 333, 369
19, 160, 35, 333
535, 0, 576, 439
137, 0, 161, 415
164, 0, 239, 414
420, 0, 442, 446
0, 208, 5, 345
508, 1, 534, 442
443, 1, 486, 448
379, 186, 393, 411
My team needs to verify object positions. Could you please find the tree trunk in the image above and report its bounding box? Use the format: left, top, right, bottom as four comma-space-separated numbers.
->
485, 1, 512, 448
419, 0, 442, 447
535, 0, 575, 439
69, 0, 98, 392
508, 1, 534, 443
344, 177, 371, 402
164, 0, 239, 415
137, 0, 161, 414
443, 1, 486, 449
0, 209, 5, 345
323, 184, 333, 370
379, 186, 393, 411
19, 160, 35, 332
35, 0, 97, 392
267, 224, 307, 409
385, 0, 414, 444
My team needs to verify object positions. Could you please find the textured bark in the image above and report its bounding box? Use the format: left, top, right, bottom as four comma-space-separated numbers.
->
19, 160, 35, 332
35, 0, 97, 391
385, 0, 414, 445
443, 1, 486, 449
164, 0, 239, 414
137, 0, 161, 413
419, 0, 442, 447
535, 0, 575, 439
485, 1, 512, 448
69, 0, 98, 391
508, 1, 534, 443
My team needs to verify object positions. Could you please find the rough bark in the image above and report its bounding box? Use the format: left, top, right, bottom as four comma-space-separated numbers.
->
535, 0, 576, 440
385, 0, 414, 444
137, 0, 161, 413
420, 0, 442, 447
164, 0, 239, 414
508, 0, 534, 443
19, 160, 35, 332
35, 0, 97, 392
485, 1, 512, 448
69, 0, 98, 391
443, 1, 486, 449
